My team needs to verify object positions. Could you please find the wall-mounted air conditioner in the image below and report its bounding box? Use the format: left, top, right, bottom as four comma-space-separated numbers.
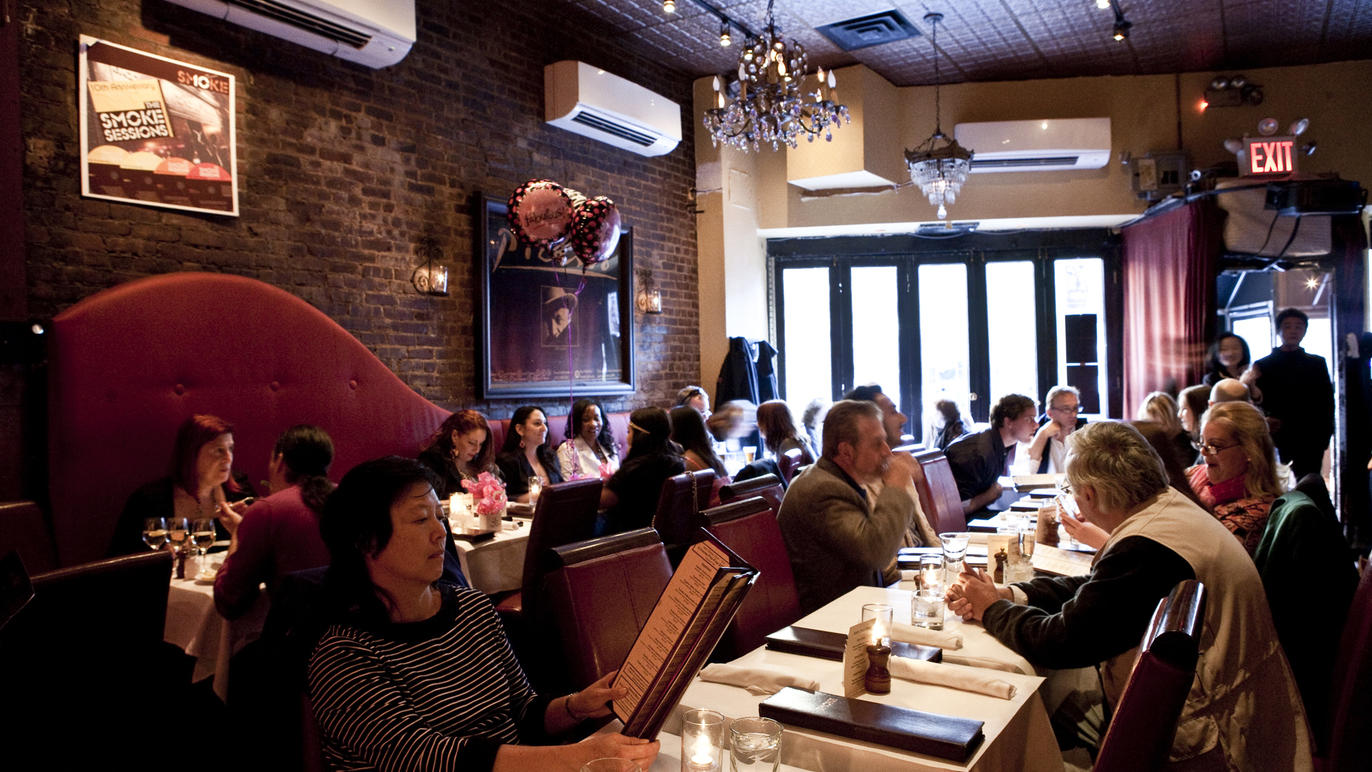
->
163, 0, 415, 69
954, 118, 1111, 173
545, 61, 681, 157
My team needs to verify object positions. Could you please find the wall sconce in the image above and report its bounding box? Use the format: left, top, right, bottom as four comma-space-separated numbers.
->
636, 269, 663, 314
410, 238, 449, 296
1201, 74, 1263, 109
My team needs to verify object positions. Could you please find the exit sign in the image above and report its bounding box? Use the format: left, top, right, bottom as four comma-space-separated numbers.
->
1245, 136, 1298, 175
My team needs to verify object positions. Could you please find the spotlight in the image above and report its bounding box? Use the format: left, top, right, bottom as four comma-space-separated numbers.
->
1209, 76, 1230, 90
662, 0, 675, 13
1258, 117, 1279, 136
719, 18, 731, 47
1289, 118, 1310, 136
1113, 19, 1131, 40
1096, 0, 1110, 8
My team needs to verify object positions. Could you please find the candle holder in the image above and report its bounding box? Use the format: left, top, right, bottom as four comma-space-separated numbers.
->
861, 602, 893, 646
864, 643, 892, 694
681, 708, 724, 771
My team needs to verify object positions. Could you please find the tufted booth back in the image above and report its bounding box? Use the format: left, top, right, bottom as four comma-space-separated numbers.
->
47, 273, 636, 567
47, 273, 453, 567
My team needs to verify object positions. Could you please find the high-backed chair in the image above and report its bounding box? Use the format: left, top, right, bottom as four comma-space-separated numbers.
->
494, 477, 603, 620
1, 551, 178, 760
776, 447, 808, 484
1093, 580, 1207, 772
652, 469, 715, 563
700, 496, 801, 660
536, 528, 673, 692
720, 473, 785, 514
912, 450, 967, 533
1320, 561, 1372, 772
1253, 488, 1358, 751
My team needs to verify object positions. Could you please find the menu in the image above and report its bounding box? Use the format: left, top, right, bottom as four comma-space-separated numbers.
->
611, 533, 756, 737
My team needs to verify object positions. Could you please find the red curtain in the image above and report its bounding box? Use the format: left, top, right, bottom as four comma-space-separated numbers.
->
1120, 200, 1221, 416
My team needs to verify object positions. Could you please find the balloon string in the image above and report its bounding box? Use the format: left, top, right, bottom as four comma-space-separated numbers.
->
559, 255, 588, 423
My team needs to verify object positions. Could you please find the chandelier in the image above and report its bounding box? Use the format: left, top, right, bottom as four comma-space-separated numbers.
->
904, 13, 973, 220
702, 0, 849, 152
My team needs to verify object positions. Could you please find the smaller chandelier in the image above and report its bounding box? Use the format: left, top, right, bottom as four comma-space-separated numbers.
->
904, 13, 973, 220
703, 0, 848, 152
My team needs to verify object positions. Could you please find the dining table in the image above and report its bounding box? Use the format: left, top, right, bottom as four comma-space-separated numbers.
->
163, 553, 269, 701
665, 585, 1065, 771
450, 515, 533, 594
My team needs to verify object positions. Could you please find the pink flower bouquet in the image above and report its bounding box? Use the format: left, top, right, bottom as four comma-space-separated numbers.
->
462, 472, 507, 517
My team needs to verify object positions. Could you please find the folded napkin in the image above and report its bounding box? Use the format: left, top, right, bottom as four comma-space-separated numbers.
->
697, 663, 820, 695
888, 657, 1017, 700
940, 653, 1024, 674
891, 622, 963, 650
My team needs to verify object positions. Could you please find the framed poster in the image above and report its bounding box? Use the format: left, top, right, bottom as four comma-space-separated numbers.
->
79, 36, 238, 216
477, 194, 635, 399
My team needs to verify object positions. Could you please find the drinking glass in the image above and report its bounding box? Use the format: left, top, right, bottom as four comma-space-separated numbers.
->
527, 476, 543, 504
141, 517, 168, 551
742, 446, 756, 464
730, 716, 782, 772
938, 531, 970, 580
861, 602, 893, 646
166, 517, 190, 557
190, 517, 216, 576
580, 760, 640, 772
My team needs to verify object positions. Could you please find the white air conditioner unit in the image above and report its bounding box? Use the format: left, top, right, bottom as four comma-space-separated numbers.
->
954, 118, 1111, 173
544, 61, 681, 157
163, 0, 415, 69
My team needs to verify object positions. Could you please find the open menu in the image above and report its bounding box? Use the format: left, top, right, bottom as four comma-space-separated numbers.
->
1030, 544, 1095, 576
611, 531, 757, 738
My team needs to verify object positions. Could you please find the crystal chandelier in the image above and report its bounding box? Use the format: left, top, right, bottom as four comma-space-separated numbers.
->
702, 0, 849, 152
904, 13, 973, 220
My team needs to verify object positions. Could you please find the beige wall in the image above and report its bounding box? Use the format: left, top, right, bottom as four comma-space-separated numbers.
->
696, 59, 1372, 366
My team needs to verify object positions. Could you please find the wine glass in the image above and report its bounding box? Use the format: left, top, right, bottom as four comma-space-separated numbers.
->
141, 517, 168, 551
190, 517, 216, 576
166, 516, 191, 569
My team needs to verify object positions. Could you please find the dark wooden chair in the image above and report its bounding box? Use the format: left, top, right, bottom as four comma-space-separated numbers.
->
1319, 561, 1372, 772
536, 528, 673, 693
912, 450, 968, 534
1093, 579, 1207, 772
776, 447, 809, 484
495, 476, 604, 620
652, 469, 715, 564
700, 496, 800, 660
719, 473, 785, 514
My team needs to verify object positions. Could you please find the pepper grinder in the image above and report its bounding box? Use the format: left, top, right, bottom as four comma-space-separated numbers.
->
864, 644, 891, 694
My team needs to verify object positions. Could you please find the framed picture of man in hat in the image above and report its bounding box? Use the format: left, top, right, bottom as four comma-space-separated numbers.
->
477, 194, 635, 398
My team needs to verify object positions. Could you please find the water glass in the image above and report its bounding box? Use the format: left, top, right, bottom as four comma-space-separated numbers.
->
581, 760, 640, 772
939, 531, 970, 578
730, 716, 782, 772
528, 476, 543, 504
861, 602, 893, 646
911, 590, 946, 630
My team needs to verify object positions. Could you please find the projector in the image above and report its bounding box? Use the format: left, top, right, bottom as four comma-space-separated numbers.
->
1265, 178, 1366, 216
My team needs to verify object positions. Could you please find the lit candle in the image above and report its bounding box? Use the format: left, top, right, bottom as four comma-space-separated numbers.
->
681, 709, 722, 772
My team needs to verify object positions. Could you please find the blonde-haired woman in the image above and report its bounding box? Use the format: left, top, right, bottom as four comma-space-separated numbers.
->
1185, 401, 1283, 554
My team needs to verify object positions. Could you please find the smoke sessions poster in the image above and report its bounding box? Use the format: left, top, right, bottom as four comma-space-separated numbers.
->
79, 36, 238, 216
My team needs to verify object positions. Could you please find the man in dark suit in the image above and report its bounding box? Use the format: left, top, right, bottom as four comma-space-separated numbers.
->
776, 400, 918, 613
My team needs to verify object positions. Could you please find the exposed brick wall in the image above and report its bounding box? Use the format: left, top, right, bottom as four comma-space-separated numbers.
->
19, 0, 701, 428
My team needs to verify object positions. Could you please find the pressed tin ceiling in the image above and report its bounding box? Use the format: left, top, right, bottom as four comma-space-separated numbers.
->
551, 0, 1372, 87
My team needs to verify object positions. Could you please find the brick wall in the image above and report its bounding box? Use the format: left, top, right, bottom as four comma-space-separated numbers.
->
18, 0, 701, 429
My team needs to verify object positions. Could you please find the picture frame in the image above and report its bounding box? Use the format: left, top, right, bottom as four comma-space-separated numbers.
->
476, 193, 635, 399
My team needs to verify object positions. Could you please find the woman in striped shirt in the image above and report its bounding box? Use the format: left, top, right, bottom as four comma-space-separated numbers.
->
308, 456, 659, 771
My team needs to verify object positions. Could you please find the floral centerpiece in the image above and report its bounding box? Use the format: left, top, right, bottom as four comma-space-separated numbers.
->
462, 471, 507, 531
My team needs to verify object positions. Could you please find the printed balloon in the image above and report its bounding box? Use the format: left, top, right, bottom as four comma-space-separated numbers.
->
507, 179, 573, 246
569, 196, 621, 266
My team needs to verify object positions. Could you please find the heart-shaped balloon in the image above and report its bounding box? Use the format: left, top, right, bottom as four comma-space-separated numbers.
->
507, 179, 573, 247
569, 196, 621, 266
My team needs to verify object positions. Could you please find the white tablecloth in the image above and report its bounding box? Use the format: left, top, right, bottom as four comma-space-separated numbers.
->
164, 567, 268, 700
452, 517, 531, 594
667, 586, 1063, 771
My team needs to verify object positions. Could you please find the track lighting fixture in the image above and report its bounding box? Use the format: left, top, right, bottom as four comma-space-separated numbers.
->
1112, 19, 1131, 40
663, 0, 675, 14
719, 18, 731, 47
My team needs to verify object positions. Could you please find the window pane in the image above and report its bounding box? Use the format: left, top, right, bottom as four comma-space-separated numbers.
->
851, 266, 901, 403
1054, 258, 1106, 415
985, 261, 1039, 406
782, 267, 833, 402
918, 263, 970, 429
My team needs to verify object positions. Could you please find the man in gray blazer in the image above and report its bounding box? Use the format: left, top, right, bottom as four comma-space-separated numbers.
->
777, 399, 918, 613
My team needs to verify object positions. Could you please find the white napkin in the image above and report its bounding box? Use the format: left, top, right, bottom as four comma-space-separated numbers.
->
891, 622, 964, 650
697, 663, 820, 695
888, 656, 1017, 700
940, 652, 1024, 674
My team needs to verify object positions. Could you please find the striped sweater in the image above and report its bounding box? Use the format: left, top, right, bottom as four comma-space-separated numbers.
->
307, 585, 551, 771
